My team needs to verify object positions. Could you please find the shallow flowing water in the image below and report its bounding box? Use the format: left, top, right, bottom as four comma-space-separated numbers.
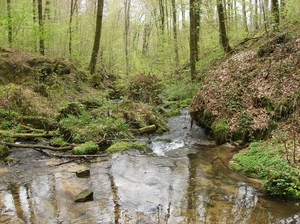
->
1, 111, 300, 224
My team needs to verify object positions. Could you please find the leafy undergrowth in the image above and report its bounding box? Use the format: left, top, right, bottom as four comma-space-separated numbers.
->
231, 141, 300, 201
0, 49, 169, 156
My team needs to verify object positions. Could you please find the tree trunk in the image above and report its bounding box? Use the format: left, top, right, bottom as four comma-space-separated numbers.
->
124, 0, 131, 76
216, 0, 232, 54
69, 0, 78, 56
159, 0, 165, 35
242, 0, 248, 33
171, 0, 179, 69
89, 0, 104, 75
195, 0, 202, 62
37, 0, 45, 55
44, 0, 51, 21
142, 22, 151, 55
189, 0, 197, 80
254, 0, 259, 30
271, 0, 279, 30
181, 0, 186, 28
6, 0, 12, 48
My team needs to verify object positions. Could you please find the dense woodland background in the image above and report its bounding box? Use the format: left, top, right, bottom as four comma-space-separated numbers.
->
1, 0, 297, 79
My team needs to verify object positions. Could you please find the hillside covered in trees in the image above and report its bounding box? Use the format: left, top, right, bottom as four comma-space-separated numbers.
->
0, 0, 300, 200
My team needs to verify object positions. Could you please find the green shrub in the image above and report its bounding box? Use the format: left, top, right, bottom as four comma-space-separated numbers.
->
0, 145, 9, 157
72, 141, 99, 155
231, 141, 300, 200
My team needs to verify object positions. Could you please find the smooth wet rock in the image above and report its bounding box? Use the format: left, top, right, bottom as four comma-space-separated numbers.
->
76, 168, 90, 178
74, 189, 93, 202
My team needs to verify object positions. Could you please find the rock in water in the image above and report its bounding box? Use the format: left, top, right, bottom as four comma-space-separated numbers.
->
76, 168, 90, 178
74, 189, 93, 202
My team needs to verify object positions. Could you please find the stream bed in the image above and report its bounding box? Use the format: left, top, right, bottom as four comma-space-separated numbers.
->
1, 111, 300, 224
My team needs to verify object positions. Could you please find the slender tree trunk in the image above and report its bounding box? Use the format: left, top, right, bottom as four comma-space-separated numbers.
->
195, 0, 201, 62
44, 0, 51, 21
216, 0, 232, 54
89, 0, 104, 75
142, 22, 151, 55
7, 0, 12, 48
242, 0, 248, 33
254, 0, 259, 30
181, 0, 186, 28
69, 0, 77, 56
190, 0, 197, 80
32, 0, 37, 52
124, 0, 131, 76
159, 0, 165, 35
37, 0, 45, 55
271, 0, 279, 30
171, 0, 179, 69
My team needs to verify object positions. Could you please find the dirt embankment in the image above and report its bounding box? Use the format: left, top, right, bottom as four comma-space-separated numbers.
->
190, 32, 300, 145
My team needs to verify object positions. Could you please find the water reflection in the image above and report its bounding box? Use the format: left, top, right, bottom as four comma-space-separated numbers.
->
1, 109, 300, 223
1, 148, 300, 223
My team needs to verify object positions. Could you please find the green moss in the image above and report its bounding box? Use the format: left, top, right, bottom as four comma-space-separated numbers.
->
72, 141, 99, 155
51, 136, 69, 147
106, 141, 151, 153
212, 120, 229, 145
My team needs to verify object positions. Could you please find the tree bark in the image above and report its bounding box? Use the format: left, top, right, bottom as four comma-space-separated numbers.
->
37, 0, 45, 55
216, 0, 232, 54
69, 0, 78, 56
271, 0, 279, 31
242, 0, 248, 33
7, 0, 12, 48
89, 0, 104, 75
171, 0, 179, 69
159, 0, 165, 35
189, 0, 197, 80
1, 141, 73, 152
124, 0, 131, 76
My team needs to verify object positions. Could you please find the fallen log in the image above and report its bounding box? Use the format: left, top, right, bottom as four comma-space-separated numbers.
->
34, 148, 108, 159
139, 125, 156, 134
12, 132, 57, 139
0, 141, 74, 152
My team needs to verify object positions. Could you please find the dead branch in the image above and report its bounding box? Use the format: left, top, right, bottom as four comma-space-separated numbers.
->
0, 141, 74, 151
12, 132, 58, 139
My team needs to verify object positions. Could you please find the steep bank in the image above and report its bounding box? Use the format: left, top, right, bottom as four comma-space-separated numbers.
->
190, 30, 300, 200
190, 31, 300, 145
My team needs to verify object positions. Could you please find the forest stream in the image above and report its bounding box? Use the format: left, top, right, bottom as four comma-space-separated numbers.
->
0, 110, 300, 224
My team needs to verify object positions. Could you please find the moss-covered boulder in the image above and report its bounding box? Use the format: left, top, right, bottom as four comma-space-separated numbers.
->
106, 141, 152, 153
74, 189, 93, 202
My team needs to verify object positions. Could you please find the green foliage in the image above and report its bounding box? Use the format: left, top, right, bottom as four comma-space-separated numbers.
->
72, 141, 99, 155
106, 141, 150, 153
51, 136, 69, 147
231, 141, 300, 200
59, 110, 130, 143
128, 73, 162, 104
212, 120, 229, 145
0, 130, 14, 143
0, 145, 9, 157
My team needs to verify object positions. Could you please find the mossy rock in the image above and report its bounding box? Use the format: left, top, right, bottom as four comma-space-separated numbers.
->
72, 141, 99, 155
20, 116, 58, 131
106, 141, 152, 153
76, 168, 90, 178
74, 189, 93, 202
58, 102, 83, 119
212, 120, 229, 145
